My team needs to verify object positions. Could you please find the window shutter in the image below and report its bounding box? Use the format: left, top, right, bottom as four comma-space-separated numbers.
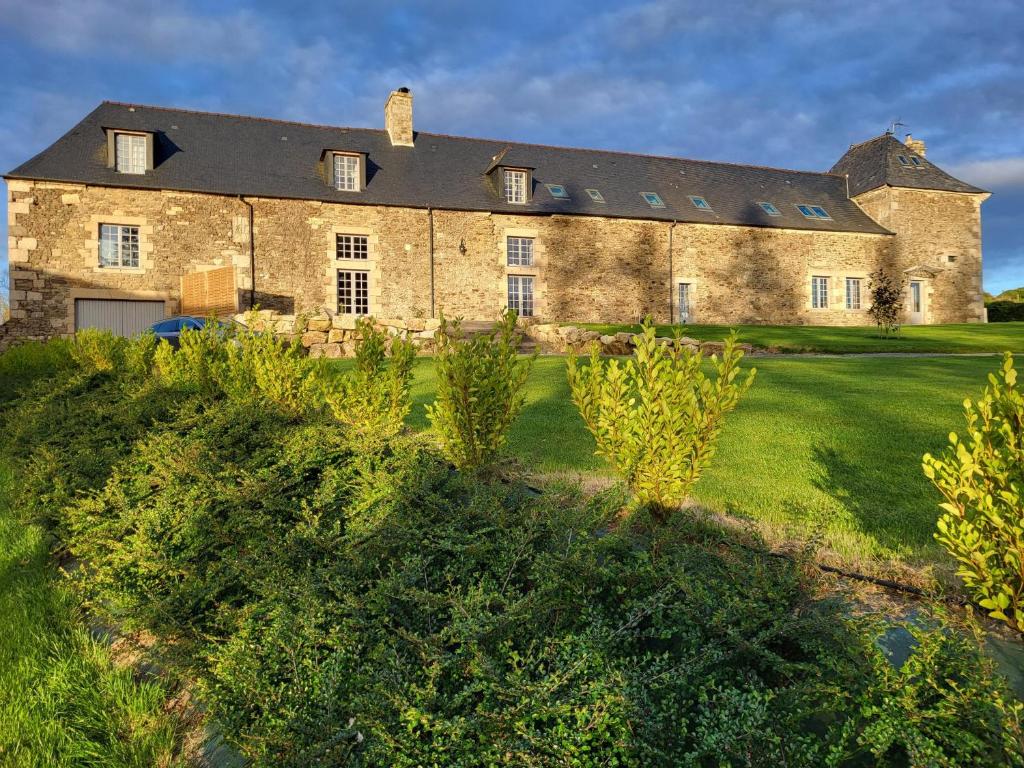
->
145, 133, 155, 171
358, 153, 367, 191
322, 152, 335, 187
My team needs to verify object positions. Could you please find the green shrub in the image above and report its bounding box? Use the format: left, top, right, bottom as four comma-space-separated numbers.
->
425, 310, 535, 470
924, 353, 1024, 630
324, 317, 415, 439
830, 612, 1023, 767
567, 319, 755, 521
0, 337, 75, 405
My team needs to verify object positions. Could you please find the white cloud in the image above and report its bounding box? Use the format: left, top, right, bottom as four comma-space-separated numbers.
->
0, 0, 268, 63
947, 158, 1024, 191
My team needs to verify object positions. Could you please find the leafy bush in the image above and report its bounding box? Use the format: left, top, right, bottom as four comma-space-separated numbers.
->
567, 319, 755, 521
0, 337, 75, 405
425, 310, 535, 470
987, 300, 1024, 323
924, 353, 1024, 630
324, 317, 415, 440
868, 269, 903, 337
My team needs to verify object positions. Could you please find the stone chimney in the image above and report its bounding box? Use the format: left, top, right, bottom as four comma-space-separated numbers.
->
904, 133, 926, 157
385, 87, 414, 147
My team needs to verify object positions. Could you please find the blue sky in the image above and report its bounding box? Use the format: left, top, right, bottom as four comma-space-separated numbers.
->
1, 0, 1021, 294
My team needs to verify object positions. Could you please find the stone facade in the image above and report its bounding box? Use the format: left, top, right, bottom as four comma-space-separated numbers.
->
2, 172, 986, 346
852, 186, 986, 323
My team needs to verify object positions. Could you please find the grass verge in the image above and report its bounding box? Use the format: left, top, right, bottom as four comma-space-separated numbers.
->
576, 321, 1024, 354
337, 353, 1008, 569
0, 458, 184, 767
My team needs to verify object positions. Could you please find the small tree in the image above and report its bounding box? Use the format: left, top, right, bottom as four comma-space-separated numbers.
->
567, 319, 755, 522
867, 269, 903, 338
425, 309, 535, 470
923, 353, 1023, 631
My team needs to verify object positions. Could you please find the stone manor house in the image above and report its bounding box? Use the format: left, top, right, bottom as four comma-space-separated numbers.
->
3, 88, 989, 342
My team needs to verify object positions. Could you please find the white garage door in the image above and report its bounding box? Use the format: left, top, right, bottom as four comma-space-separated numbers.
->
74, 299, 166, 337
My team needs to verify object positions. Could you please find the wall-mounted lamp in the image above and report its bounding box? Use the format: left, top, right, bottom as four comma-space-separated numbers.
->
459, 238, 467, 255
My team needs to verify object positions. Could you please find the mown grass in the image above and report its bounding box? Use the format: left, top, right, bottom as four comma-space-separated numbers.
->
0, 375, 184, 767
346, 353, 1008, 566
576, 321, 1024, 354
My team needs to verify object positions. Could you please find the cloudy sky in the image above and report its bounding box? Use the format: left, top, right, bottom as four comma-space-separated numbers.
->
1, 0, 1021, 293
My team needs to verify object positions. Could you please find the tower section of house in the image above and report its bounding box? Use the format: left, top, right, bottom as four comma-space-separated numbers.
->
1, 89, 988, 344
831, 134, 988, 324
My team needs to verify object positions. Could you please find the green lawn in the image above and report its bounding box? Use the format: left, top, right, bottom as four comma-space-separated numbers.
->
576, 321, 1024, 354
356, 354, 1009, 568
0, 458, 185, 766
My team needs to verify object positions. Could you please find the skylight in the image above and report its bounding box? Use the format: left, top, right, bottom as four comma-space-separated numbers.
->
545, 183, 569, 199
759, 202, 781, 216
910, 156, 923, 167
689, 195, 712, 210
797, 204, 832, 220
585, 188, 605, 203
641, 192, 665, 208
897, 154, 911, 167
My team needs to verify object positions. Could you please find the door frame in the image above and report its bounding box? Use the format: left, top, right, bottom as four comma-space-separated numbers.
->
907, 279, 926, 325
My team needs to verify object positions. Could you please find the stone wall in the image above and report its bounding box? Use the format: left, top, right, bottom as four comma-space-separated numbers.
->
3, 177, 984, 345
852, 186, 986, 323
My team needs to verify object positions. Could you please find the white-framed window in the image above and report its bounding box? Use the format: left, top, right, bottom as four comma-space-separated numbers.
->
504, 169, 528, 204
845, 277, 862, 310
586, 188, 605, 203
811, 276, 829, 309
98, 224, 140, 268
759, 201, 781, 216
333, 153, 360, 191
641, 192, 665, 208
910, 156, 923, 167
545, 183, 569, 199
336, 234, 368, 260
797, 204, 832, 220
897, 154, 911, 167
337, 269, 369, 315
678, 283, 693, 323
115, 133, 146, 174
506, 236, 534, 267
507, 275, 534, 317
689, 195, 712, 210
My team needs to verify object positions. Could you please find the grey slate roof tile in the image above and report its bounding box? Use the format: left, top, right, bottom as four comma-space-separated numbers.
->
7, 101, 892, 235
830, 134, 985, 197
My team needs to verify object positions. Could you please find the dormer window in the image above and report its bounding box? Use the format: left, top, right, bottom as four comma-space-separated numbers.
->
105, 129, 153, 174
334, 153, 360, 191
504, 169, 528, 204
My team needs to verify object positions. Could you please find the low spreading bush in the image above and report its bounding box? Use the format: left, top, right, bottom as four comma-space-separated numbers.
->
567, 319, 755, 521
426, 310, 535, 470
924, 353, 1024, 631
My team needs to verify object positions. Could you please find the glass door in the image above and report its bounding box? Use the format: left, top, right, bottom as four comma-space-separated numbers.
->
908, 280, 924, 324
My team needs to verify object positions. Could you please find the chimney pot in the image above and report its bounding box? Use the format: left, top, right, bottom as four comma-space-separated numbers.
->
904, 133, 926, 157
385, 88, 414, 147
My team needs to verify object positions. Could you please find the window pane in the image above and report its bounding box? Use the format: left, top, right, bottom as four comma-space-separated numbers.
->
678, 283, 692, 321
120, 226, 140, 268
812, 276, 829, 309
99, 224, 119, 266
115, 134, 146, 174
338, 270, 369, 315
504, 170, 526, 203
336, 234, 368, 259
334, 154, 359, 191
507, 237, 533, 266
845, 278, 861, 310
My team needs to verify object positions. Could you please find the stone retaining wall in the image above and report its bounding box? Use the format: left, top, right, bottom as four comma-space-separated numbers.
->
234, 309, 441, 358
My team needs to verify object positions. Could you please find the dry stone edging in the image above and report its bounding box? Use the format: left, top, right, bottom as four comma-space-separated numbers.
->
525, 323, 756, 356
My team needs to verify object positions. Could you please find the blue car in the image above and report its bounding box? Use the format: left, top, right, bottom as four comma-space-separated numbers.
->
149, 316, 236, 348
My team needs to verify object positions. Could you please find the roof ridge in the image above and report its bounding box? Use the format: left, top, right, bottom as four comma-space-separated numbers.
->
99, 99, 846, 181
843, 134, 894, 153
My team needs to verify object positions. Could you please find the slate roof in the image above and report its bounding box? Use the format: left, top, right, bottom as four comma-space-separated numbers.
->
830, 134, 986, 198
7, 101, 891, 235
